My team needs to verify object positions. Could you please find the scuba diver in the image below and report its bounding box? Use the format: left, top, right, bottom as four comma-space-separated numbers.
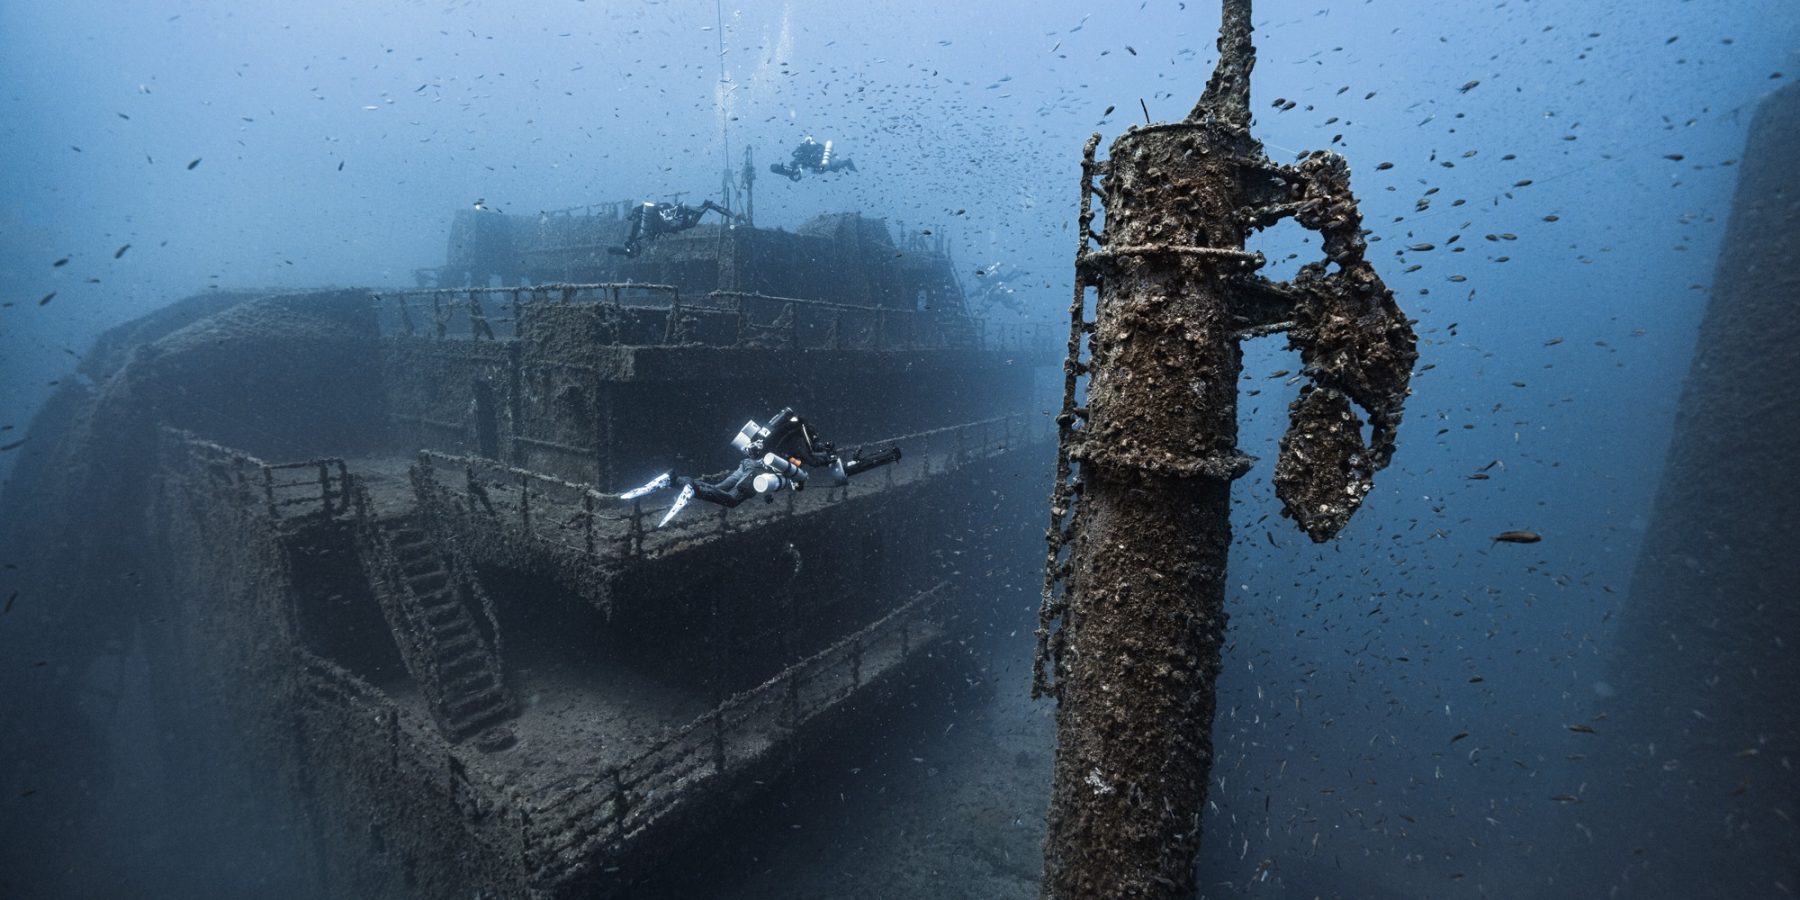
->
608, 199, 737, 257
970, 261, 1032, 315
769, 136, 859, 181
619, 407, 903, 527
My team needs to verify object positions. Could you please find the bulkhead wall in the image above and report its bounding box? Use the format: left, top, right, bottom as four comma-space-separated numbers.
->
443, 211, 961, 315
381, 334, 1035, 488
141, 289, 387, 460
382, 336, 518, 463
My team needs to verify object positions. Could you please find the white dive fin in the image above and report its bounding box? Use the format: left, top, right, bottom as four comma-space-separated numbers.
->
619, 471, 671, 500
658, 483, 695, 528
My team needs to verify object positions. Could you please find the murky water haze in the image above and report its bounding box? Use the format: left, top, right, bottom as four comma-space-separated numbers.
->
3, 0, 1796, 897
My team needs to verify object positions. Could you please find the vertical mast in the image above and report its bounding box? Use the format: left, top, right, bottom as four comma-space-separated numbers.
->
1036, 1, 1417, 895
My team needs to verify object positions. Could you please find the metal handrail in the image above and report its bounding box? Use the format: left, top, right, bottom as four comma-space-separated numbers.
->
523, 582, 949, 874
372, 283, 994, 351
414, 411, 1048, 564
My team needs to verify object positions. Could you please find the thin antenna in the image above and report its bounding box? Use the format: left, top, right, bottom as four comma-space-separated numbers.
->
715, 0, 731, 206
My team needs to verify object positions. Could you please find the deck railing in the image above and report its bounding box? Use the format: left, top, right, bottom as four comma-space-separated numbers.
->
162, 429, 355, 522
413, 411, 1050, 567
291, 576, 948, 888
520, 581, 948, 884
370, 283, 1054, 355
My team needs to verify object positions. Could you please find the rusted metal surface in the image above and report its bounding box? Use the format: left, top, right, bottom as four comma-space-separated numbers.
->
1034, 1, 1416, 895
412, 411, 1050, 612
371, 283, 1017, 353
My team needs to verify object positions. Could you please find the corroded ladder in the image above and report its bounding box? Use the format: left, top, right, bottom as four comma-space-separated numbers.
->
1033, 1, 1418, 896
356, 503, 514, 743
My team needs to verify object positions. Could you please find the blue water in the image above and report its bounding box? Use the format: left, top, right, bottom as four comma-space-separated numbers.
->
2, 1, 1796, 897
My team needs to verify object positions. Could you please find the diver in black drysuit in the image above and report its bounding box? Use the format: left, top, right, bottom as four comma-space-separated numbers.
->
769, 137, 858, 181
618, 408, 902, 527
608, 199, 736, 257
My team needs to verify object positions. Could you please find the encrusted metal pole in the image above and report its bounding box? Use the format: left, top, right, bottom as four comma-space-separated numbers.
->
1034, 2, 1417, 896
742, 145, 756, 227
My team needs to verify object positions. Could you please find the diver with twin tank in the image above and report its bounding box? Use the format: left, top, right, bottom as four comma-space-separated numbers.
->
620, 408, 902, 527
608, 198, 738, 258
769, 136, 858, 181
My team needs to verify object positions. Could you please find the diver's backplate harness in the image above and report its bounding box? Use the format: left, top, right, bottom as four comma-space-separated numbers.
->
618, 408, 902, 527
769, 137, 858, 181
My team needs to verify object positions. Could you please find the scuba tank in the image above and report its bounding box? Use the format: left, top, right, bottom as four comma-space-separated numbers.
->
730, 419, 770, 454
761, 453, 809, 484
753, 472, 798, 494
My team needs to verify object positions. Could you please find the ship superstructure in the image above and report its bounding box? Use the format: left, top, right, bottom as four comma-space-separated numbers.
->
0, 210, 1056, 898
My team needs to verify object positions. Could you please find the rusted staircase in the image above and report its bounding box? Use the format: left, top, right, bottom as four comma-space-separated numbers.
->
358, 513, 514, 742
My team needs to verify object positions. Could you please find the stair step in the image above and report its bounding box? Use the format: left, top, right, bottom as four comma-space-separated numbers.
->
401, 557, 437, 578
438, 633, 479, 658
408, 571, 450, 593
432, 617, 474, 641
414, 587, 458, 609
422, 603, 464, 628
450, 702, 512, 739
440, 649, 485, 679
450, 691, 512, 728
414, 594, 457, 622
445, 684, 505, 716
446, 670, 496, 697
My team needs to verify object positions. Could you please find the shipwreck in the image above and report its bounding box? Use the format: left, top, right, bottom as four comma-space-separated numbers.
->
0, 205, 1055, 898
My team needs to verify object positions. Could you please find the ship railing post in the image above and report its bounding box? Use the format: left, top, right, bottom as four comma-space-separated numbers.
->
519, 472, 531, 533
583, 492, 596, 555
663, 295, 682, 345
317, 461, 332, 515
329, 460, 341, 513
263, 465, 279, 518
875, 309, 886, 350
608, 763, 630, 820
397, 294, 416, 336
608, 286, 623, 340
